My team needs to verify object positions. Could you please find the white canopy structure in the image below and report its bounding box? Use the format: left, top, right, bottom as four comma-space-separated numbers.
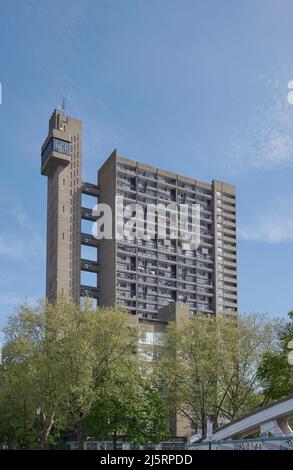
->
206, 395, 293, 441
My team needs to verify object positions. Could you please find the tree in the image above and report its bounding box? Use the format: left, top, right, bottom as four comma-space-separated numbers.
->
0, 365, 39, 449
159, 313, 219, 436
214, 313, 275, 422
159, 312, 275, 436
258, 311, 293, 403
86, 364, 169, 448
0, 298, 138, 449
61, 302, 138, 448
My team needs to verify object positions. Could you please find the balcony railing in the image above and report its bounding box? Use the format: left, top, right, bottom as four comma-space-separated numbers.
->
117, 272, 136, 280
117, 164, 136, 175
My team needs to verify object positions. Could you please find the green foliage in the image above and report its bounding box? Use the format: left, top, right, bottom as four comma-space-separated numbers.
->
0, 298, 138, 449
86, 365, 169, 447
1, 298, 290, 449
158, 312, 275, 436
258, 311, 293, 402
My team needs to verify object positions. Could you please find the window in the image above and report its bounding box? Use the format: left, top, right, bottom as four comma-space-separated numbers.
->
52, 138, 70, 155
41, 137, 70, 166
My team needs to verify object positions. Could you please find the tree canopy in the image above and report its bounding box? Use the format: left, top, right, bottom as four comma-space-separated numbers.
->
1, 299, 291, 448
157, 312, 276, 436
0, 298, 142, 448
258, 311, 293, 403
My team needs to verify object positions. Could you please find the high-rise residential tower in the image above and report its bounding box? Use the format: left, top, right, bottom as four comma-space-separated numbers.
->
96, 152, 237, 318
41, 110, 237, 318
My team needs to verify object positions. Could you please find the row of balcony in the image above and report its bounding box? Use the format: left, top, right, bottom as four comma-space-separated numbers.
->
118, 260, 211, 275
121, 198, 211, 215
117, 295, 213, 312
117, 274, 213, 291
117, 165, 213, 195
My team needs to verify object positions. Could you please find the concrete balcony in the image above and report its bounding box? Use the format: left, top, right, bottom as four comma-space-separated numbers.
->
117, 272, 137, 281
224, 292, 238, 301
223, 259, 237, 269
223, 195, 236, 205
223, 227, 236, 238
224, 269, 237, 279
117, 165, 136, 176
223, 219, 236, 229
41, 135, 71, 176
223, 233, 237, 244
41, 150, 71, 176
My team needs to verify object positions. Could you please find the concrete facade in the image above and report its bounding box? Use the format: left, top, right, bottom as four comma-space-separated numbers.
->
41, 109, 82, 302
41, 111, 237, 318
96, 151, 237, 318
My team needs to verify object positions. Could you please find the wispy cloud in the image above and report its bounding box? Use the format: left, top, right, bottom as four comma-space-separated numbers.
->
239, 207, 293, 243
213, 75, 293, 173
0, 201, 44, 266
0, 233, 43, 263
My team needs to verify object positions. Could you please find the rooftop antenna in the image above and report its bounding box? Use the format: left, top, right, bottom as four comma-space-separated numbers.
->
61, 97, 65, 115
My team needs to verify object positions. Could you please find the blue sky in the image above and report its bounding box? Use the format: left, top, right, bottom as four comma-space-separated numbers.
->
0, 0, 293, 335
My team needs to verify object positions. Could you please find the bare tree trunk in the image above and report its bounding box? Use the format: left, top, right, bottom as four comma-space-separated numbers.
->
41, 413, 54, 450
